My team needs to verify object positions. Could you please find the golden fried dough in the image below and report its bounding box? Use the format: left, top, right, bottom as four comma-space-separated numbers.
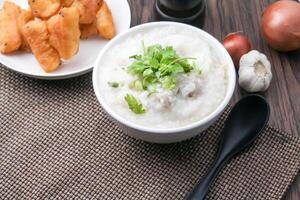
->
80, 20, 97, 39
0, 1, 22, 53
28, 0, 61, 18
72, 0, 102, 24
96, 1, 115, 40
62, 0, 75, 7
18, 9, 34, 51
47, 7, 80, 60
21, 20, 60, 72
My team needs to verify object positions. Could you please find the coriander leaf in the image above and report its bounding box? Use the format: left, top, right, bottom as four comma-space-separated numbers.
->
129, 80, 144, 91
162, 76, 176, 90
142, 75, 157, 89
149, 58, 160, 69
126, 42, 197, 91
147, 45, 162, 57
159, 63, 184, 76
127, 62, 148, 75
143, 68, 154, 77
179, 59, 195, 72
129, 55, 142, 59
108, 82, 120, 88
124, 94, 145, 114
161, 46, 177, 63
155, 71, 161, 78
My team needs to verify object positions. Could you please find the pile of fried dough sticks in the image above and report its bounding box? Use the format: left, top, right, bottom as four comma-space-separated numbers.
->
0, 0, 115, 72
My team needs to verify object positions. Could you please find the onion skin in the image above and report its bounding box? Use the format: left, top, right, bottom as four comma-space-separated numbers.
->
223, 33, 252, 68
261, 0, 300, 52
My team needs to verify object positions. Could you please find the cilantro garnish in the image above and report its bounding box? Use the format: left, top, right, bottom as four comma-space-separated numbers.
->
124, 94, 145, 114
129, 80, 143, 91
127, 43, 196, 92
162, 76, 176, 90
108, 82, 120, 88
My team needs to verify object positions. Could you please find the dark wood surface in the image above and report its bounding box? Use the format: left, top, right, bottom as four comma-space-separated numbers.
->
127, 0, 300, 199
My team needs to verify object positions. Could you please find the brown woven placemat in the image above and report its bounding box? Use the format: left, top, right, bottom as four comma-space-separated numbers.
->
1, 66, 300, 200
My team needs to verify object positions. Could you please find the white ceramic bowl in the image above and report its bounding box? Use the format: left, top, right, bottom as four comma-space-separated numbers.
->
93, 22, 236, 143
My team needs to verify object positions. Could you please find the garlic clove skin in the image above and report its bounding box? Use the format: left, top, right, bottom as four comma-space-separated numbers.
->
238, 50, 272, 92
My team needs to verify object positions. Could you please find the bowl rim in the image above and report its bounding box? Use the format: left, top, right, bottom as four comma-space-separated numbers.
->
93, 21, 236, 134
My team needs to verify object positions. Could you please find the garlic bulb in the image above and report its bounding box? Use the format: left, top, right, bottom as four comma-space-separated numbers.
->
238, 50, 272, 92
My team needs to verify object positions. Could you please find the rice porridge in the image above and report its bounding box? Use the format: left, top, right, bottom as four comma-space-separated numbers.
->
97, 26, 228, 129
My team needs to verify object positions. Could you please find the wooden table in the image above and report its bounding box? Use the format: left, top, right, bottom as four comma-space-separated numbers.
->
127, 0, 300, 199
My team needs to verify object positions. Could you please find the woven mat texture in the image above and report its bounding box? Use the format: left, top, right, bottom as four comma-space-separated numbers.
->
1, 66, 300, 200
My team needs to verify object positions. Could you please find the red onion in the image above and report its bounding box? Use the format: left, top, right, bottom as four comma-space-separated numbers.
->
222, 32, 252, 68
261, 0, 300, 52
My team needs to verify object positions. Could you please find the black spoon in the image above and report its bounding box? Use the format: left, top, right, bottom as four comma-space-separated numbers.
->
186, 95, 270, 200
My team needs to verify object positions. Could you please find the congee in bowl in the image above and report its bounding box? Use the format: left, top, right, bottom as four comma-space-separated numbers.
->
93, 22, 235, 143
95, 25, 229, 129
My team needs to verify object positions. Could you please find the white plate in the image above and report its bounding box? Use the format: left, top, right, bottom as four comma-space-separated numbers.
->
0, 0, 131, 80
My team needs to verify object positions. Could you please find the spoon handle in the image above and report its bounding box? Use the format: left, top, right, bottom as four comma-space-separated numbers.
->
185, 158, 225, 200
185, 95, 270, 200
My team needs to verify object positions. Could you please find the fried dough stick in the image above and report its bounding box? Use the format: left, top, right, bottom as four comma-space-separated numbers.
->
47, 7, 80, 60
22, 20, 60, 72
28, 0, 61, 18
96, 1, 115, 40
80, 20, 97, 39
62, 0, 75, 7
18, 9, 34, 51
0, 1, 21, 53
72, 0, 102, 24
